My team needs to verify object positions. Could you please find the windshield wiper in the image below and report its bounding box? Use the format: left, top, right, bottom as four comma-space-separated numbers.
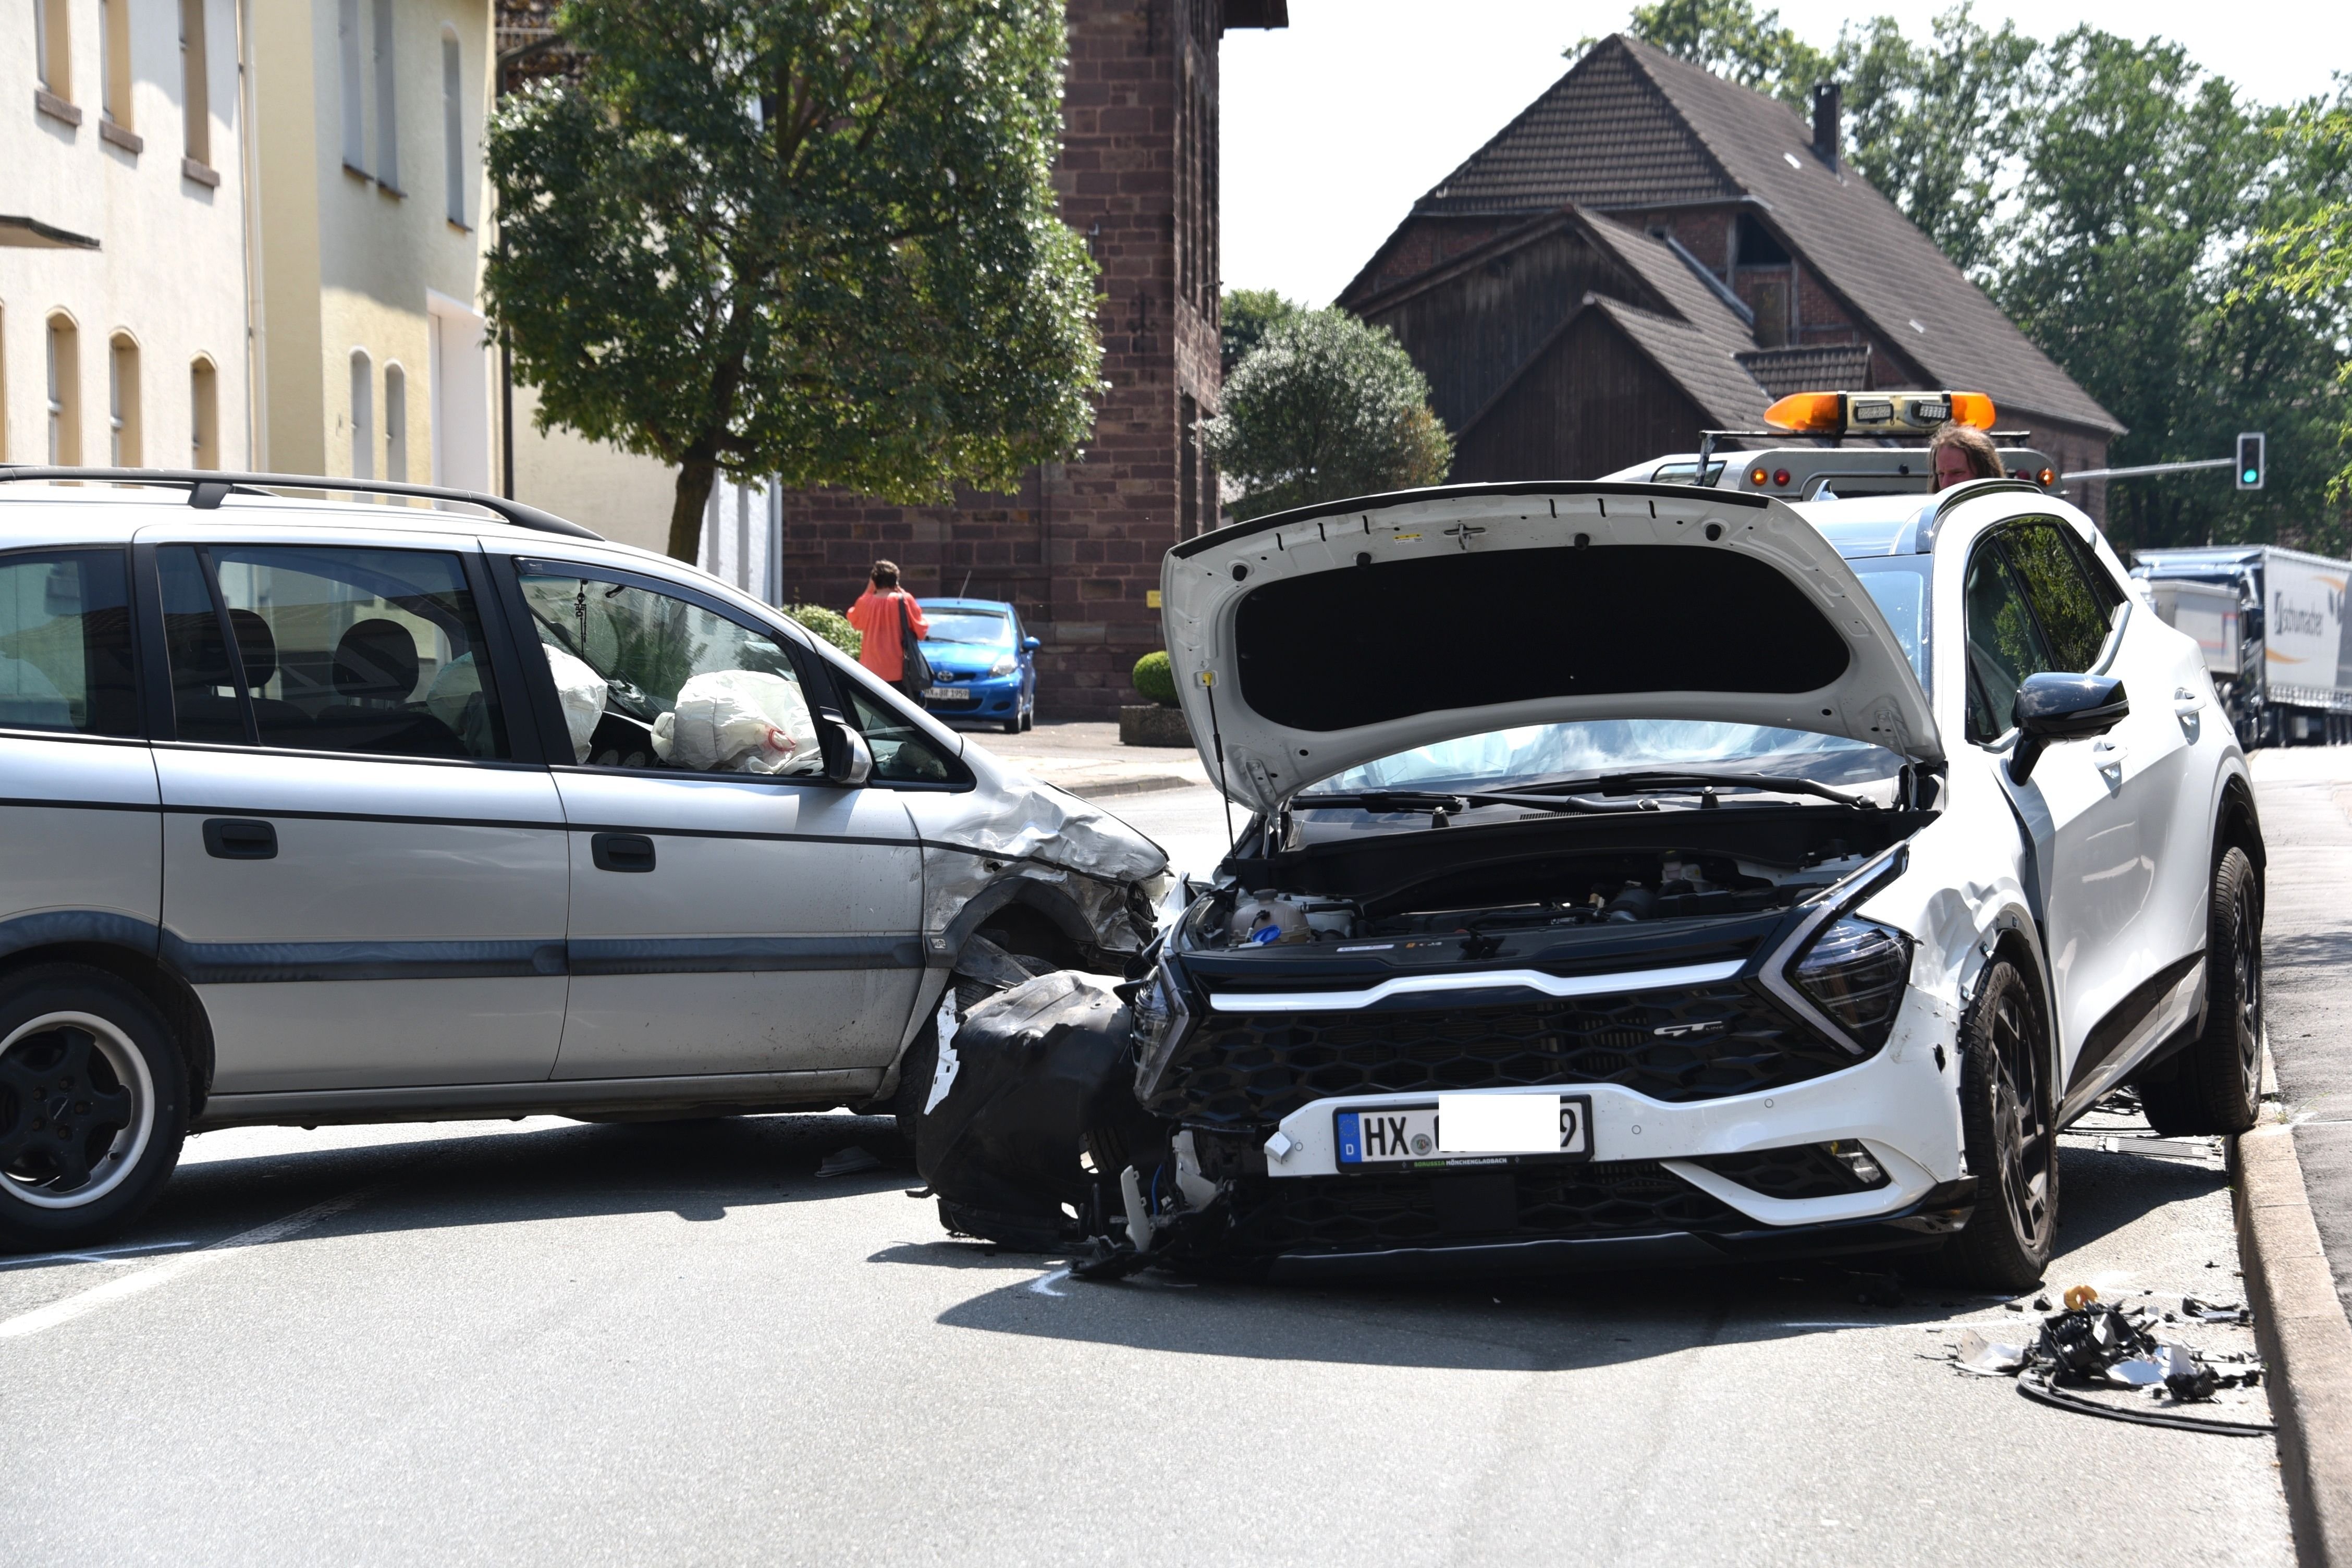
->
1289, 788, 1653, 817
1525, 770, 1874, 808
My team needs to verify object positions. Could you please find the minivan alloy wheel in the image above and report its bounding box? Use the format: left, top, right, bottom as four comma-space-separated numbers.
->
0, 1011, 156, 1209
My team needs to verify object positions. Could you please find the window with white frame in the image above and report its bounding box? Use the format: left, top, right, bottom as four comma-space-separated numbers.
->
372, 0, 398, 190
108, 334, 140, 467
442, 30, 464, 225
350, 349, 374, 480
35, 0, 72, 100
101, 0, 132, 128
46, 316, 80, 466
384, 364, 407, 482
338, 0, 365, 172
180, 0, 212, 167
191, 359, 219, 469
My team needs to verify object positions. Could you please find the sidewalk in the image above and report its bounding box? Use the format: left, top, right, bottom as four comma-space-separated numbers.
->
957, 719, 1212, 799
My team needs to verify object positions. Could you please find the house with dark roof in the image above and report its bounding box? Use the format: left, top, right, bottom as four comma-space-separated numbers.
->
1339, 34, 2122, 514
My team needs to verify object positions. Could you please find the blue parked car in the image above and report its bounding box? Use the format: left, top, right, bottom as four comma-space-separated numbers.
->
913, 598, 1039, 732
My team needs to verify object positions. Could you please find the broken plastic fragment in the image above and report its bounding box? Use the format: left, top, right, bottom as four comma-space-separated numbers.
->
817, 1145, 884, 1178
1265, 1130, 1297, 1163
2063, 1284, 2099, 1310
2157, 1343, 2221, 1403
1954, 1329, 2028, 1376
2108, 1357, 2165, 1388
2182, 1296, 2251, 1325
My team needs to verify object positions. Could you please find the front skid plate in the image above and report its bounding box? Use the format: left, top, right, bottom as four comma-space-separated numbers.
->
1258, 1178, 1977, 1282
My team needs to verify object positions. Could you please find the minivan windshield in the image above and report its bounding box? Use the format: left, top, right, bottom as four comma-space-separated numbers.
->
1313, 720, 1904, 797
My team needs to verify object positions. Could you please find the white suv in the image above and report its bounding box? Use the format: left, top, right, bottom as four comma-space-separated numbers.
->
923, 474, 2264, 1290
0, 470, 1165, 1252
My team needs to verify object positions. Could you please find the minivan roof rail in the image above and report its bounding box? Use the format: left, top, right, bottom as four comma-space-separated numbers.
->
0, 466, 603, 540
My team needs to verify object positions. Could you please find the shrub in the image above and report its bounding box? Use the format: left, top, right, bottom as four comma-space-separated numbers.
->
789, 604, 861, 658
1201, 307, 1453, 522
1132, 650, 1179, 707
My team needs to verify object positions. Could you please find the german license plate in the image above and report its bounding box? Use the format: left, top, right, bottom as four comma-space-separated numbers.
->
923, 687, 974, 703
1334, 1094, 1592, 1170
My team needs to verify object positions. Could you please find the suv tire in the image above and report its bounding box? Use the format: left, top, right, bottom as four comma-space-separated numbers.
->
2138, 847, 2262, 1136
0, 964, 190, 1253
1939, 958, 2057, 1291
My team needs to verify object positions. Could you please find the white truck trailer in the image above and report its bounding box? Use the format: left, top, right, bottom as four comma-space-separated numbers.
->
2132, 545, 2352, 746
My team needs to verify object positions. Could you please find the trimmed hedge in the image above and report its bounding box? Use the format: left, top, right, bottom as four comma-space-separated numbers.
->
1132, 650, 1179, 707
789, 604, 861, 658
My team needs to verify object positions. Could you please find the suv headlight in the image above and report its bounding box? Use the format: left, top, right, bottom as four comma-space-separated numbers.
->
1130, 958, 1194, 1098
1790, 916, 1912, 1051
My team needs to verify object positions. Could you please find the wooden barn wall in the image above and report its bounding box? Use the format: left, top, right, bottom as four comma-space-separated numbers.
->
1452, 312, 1709, 483
1359, 229, 1659, 438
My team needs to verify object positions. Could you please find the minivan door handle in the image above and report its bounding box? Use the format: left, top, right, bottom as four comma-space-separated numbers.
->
590, 833, 656, 873
202, 818, 277, 860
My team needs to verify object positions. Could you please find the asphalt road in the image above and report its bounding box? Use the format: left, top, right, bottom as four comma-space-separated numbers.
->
0, 783, 2301, 1567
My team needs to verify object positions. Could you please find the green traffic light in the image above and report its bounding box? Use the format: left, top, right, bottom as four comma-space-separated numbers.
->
2244, 469, 2259, 484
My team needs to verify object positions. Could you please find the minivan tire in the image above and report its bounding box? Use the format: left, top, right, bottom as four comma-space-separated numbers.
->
2138, 847, 2262, 1137
1938, 958, 2057, 1291
0, 964, 190, 1253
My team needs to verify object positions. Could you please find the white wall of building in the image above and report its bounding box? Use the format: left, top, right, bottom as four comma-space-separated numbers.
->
1, 0, 251, 470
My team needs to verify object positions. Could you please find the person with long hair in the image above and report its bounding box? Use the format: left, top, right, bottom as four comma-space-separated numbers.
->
846, 560, 930, 700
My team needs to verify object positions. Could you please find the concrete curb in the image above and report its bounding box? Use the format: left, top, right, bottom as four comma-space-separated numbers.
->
2234, 1121, 2352, 1568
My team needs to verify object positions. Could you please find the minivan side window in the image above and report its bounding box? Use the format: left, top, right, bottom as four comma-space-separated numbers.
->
157, 544, 512, 760
0, 549, 139, 736
1962, 535, 2054, 744
517, 568, 826, 777
2004, 520, 2122, 673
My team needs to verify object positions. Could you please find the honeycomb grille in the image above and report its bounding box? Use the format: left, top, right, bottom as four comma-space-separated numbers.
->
1150, 983, 1855, 1126
1226, 1161, 1744, 1256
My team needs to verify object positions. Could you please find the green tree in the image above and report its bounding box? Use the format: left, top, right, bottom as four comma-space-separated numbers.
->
1220, 288, 1303, 376
1613, 0, 1830, 113
1201, 309, 1453, 521
485, 0, 1104, 563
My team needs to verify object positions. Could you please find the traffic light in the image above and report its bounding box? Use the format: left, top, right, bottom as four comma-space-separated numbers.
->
2237, 432, 2265, 491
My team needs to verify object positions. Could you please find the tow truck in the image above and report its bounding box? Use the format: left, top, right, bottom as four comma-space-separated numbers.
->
1598, 388, 2060, 500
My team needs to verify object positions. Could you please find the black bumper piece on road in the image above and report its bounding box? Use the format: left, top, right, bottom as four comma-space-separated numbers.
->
1223, 1167, 1978, 1282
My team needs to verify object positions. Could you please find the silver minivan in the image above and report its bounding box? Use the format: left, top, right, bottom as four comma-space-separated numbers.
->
0, 470, 1165, 1251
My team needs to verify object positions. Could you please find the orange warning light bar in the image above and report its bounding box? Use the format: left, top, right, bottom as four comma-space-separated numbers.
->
1761, 390, 1998, 436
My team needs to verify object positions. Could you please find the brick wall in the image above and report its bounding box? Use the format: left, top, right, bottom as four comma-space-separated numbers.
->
770, 0, 1236, 720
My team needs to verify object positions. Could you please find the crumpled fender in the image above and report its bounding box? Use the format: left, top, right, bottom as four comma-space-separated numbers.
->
915, 971, 1159, 1252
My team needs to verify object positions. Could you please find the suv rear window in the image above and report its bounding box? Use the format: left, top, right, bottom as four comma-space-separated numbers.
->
0, 549, 139, 737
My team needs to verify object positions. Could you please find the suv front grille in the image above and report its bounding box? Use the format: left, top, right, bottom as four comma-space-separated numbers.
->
1149, 983, 1856, 1126
1224, 1161, 1744, 1256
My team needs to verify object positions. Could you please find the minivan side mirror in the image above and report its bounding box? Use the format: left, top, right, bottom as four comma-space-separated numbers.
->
2009, 673, 2128, 784
815, 708, 874, 786
1022, 635, 1040, 651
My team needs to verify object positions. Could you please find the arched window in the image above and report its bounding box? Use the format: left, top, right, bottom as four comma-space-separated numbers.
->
190, 358, 219, 470
350, 349, 374, 480
384, 363, 407, 482
108, 332, 142, 467
372, 0, 399, 190
46, 314, 81, 466
442, 29, 464, 226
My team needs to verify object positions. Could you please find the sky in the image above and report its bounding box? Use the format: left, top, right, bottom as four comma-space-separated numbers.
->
1219, 0, 2351, 307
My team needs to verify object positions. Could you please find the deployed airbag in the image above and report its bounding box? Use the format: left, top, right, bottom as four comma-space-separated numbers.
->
542, 643, 609, 763
653, 669, 821, 774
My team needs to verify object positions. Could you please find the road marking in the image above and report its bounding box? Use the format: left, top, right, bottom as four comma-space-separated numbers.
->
0, 1185, 383, 1340
0, 1239, 195, 1272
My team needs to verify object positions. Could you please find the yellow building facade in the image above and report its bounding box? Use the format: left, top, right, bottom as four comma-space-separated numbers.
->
248, 0, 497, 489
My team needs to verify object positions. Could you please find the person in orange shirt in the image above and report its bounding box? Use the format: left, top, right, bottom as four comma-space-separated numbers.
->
846, 560, 931, 700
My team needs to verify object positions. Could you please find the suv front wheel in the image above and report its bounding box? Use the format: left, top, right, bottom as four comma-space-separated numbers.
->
2137, 847, 2261, 1136
0, 965, 190, 1253
1940, 958, 2058, 1291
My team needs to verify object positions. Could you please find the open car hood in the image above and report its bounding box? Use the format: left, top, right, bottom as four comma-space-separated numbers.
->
1160, 482, 1942, 815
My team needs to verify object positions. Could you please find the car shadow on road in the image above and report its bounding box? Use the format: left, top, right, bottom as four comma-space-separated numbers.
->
897, 1142, 2225, 1374
13, 1112, 917, 1269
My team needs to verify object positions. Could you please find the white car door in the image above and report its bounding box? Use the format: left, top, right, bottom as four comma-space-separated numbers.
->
145, 535, 570, 1093
1963, 522, 2192, 1102
503, 558, 925, 1088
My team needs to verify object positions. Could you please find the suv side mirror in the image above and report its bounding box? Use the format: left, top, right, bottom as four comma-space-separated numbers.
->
815, 708, 874, 786
1022, 635, 1040, 652
2010, 673, 2128, 783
